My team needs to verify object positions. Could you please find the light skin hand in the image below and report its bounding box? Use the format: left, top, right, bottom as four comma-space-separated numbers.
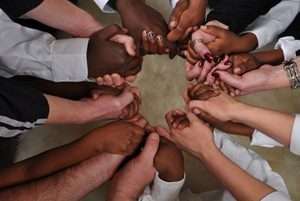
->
107, 133, 160, 201
188, 92, 241, 122
158, 111, 215, 158
215, 64, 289, 96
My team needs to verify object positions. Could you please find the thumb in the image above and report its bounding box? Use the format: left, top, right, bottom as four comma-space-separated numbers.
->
115, 90, 134, 109
96, 24, 124, 40
139, 133, 160, 162
215, 71, 243, 89
200, 25, 224, 38
186, 112, 199, 123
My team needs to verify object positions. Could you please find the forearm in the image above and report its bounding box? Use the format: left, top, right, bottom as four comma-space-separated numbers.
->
231, 103, 295, 146
253, 49, 284, 66
198, 146, 275, 201
25, 0, 102, 37
0, 136, 100, 188
232, 33, 258, 53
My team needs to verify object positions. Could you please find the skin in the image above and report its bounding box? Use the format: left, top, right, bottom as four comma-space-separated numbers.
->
168, 0, 207, 42
200, 26, 258, 56
185, 83, 254, 136
116, 0, 173, 55
87, 25, 143, 78
157, 112, 276, 201
0, 153, 125, 201
188, 92, 295, 147
0, 121, 145, 189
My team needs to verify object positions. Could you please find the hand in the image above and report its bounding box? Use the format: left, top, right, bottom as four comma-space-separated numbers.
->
116, 0, 171, 55
230, 53, 261, 75
200, 25, 248, 56
81, 86, 141, 122
87, 25, 143, 78
107, 133, 160, 201
168, 0, 207, 42
205, 55, 232, 85
157, 111, 214, 158
84, 121, 146, 155
186, 82, 220, 102
96, 74, 137, 87
214, 65, 286, 95
185, 60, 216, 82
188, 92, 241, 122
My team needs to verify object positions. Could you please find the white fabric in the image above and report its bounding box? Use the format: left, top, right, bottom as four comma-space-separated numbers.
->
139, 172, 184, 201
93, 0, 116, 13
139, 129, 290, 201
275, 36, 300, 61
0, 9, 89, 82
243, 0, 300, 49
251, 129, 284, 148
290, 114, 300, 155
170, 0, 180, 8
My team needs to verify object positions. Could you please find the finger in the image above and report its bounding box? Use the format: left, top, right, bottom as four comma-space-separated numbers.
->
142, 30, 150, 54
157, 35, 167, 54
180, 27, 193, 41
96, 77, 104, 85
104, 75, 114, 86
169, 0, 189, 30
112, 74, 125, 86
165, 111, 175, 129
188, 41, 201, 60
116, 90, 135, 109
147, 31, 158, 54
199, 61, 214, 82
200, 25, 224, 38
126, 75, 137, 83
111, 34, 137, 56
215, 71, 243, 89
186, 112, 200, 123
139, 133, 160, 162
156, 127, 172, 142
188, 100, 206, 113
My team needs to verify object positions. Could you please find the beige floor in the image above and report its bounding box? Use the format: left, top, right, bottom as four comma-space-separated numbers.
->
16, 1, 300, 200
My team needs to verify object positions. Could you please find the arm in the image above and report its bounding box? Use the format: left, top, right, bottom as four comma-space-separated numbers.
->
244, 0, 300, 49
24, 0, 102, 37
0, 122, 144, 189
253, 49, 284, 65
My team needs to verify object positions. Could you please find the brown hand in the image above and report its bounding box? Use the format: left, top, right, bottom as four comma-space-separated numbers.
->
230, 53, 261, 75
87, 25, 143, 78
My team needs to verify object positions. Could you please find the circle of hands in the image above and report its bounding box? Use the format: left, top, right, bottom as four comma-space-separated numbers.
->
88, 0, 264, 198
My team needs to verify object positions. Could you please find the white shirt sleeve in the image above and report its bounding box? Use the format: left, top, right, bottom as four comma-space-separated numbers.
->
0, 9, 89, 82
170, 0, 180, 8
93, 0, 116, 13
261, 191, 291, 201
251, 129, 284, 148
290, 114, 300, 155
275, 36, 300, 61
243, 0, 300, 49
139, 172, 185, 201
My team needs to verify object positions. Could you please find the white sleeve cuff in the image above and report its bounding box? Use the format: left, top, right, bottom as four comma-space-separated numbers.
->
251, 129, 284, 148
93, 0, 116, 13
151, 172, 185, 201
290, 114, 300, 156
170, 0, 180, 8
275, 37, 300, 62
261, 191, 291, 201
51, 38, 89, 82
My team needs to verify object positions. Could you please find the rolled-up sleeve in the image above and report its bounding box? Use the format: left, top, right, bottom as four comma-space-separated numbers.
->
290, 114, 300, 155
274, 36, 300, 61
243, 0, 300, 49
261, 191, 291, 201
251, 129, 284, 148
0, 9, 89, 82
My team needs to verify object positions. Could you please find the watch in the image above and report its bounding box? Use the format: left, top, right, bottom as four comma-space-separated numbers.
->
283, 61, 300, 89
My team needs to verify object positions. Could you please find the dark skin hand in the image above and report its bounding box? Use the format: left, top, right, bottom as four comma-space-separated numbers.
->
230, 53, 261, 75
168, 0, 207, 42
186, 83, 254, 136
87, 25, 143, 78
116, 0, 176, 56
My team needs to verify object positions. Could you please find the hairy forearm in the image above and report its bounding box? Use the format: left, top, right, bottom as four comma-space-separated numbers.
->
0, 154, 123, 201
0, 137, 100, 189
199, 146, 274, 201
253, 49, 284, 66
231, 103, 295, 146
25, 0, 102, 37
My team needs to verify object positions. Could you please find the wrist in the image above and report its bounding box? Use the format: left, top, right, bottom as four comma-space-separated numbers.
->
196, 142, 219, 161
116, 0, 142, 12
266, 65, 290, 89
233, 33, 258, 53
229, 102, 249, 123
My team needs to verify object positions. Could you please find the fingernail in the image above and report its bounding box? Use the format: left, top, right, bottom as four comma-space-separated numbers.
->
225, 61, 232, 65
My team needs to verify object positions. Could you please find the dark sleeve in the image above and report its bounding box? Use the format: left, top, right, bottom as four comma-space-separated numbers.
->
206, 0, 281, 33
0, 77, 49, 138
0, 0, 44, 18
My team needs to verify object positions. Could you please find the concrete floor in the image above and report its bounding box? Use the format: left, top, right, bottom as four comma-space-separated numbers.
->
16, 0, 300, 200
